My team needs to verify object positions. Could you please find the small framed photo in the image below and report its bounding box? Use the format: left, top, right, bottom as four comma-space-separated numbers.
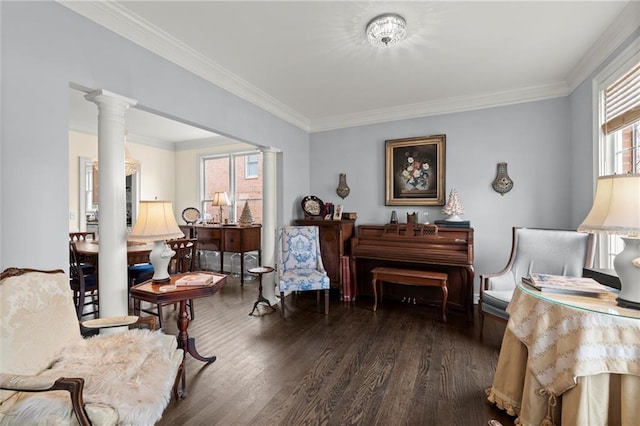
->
385, 135, 446, 206
333, 204, 343, 220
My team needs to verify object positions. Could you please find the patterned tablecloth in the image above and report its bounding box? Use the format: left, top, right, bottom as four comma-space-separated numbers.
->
487, 283, 640, 425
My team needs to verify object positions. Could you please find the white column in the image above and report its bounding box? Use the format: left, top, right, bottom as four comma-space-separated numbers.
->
261, 148, 279, 303
85, 90, 137, 320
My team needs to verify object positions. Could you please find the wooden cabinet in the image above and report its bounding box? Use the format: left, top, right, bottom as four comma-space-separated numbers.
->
294, 219, 355, 294
224, 226, 260, 253
179, 224, 261, 283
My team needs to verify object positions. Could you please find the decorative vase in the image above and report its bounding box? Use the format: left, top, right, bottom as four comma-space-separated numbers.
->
492, 162, 514, 195
336, 173, 350, 199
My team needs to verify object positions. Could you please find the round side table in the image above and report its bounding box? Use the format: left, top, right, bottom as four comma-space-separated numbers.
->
247, 266, 277, 316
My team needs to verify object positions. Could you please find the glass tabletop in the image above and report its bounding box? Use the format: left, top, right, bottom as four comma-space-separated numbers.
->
518, 282, 640, 320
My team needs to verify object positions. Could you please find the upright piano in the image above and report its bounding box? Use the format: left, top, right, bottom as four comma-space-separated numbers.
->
351, 223, 474, 320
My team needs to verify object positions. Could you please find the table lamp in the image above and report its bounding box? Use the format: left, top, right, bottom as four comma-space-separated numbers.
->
211, 191, 231, 223
128, 200, 184, 283
578, 173, 640, 308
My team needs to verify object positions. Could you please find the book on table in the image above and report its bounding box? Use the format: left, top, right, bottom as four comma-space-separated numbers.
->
522, 273, 609, 295
175, 273, 214, 287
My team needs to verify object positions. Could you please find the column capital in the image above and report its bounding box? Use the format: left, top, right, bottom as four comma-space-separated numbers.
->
260, 147, 281, 155
85, 89, 137, 110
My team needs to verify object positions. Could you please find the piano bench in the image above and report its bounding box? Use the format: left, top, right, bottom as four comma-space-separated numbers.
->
371, 267, 449, 321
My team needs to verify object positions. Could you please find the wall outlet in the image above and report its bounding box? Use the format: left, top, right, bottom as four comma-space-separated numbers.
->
69, 211, 76, 220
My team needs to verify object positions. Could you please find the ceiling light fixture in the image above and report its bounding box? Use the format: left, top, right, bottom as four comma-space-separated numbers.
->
366, 13, 407, 47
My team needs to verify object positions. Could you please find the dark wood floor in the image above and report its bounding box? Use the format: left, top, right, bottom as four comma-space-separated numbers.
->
154, 276, 514, 426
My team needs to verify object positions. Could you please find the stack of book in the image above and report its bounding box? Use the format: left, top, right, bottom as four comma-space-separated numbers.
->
522, 273, 609, 295
434, 219, 470, 228
341, 256, 354, 302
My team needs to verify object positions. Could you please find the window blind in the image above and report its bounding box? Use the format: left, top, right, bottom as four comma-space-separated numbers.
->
602, 62, 640, 134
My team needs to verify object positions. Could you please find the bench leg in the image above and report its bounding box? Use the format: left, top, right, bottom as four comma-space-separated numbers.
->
372, 276, 378, 311
441, 282, 448, 322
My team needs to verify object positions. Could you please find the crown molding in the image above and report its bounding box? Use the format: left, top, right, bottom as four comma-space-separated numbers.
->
59, 1, 630, 135
58, 1, 311, 132
566, 1, 640, 93
309, 81, 569, 133
175, 137, 254, 152
70, 118, 174, 151
68, 119, 97, 139
69, 117, 253, 152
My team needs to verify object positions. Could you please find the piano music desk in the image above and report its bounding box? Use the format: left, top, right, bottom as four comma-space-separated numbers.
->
372, 267, 449, 321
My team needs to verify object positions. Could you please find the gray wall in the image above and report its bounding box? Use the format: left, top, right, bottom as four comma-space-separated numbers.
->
1, 2, 309, 270
310, 98, 574, 293
309, 29, 640, 297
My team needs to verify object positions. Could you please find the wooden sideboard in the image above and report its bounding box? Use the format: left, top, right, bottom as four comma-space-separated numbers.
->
179, 224, 261, 284
351, 223, 474, 320
294, 219, 356, 297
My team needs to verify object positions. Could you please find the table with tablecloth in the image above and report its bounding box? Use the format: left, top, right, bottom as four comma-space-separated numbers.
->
487, 283, 640, 426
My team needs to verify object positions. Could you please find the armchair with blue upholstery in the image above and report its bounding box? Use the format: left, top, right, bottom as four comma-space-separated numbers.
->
479, 227, 595, 335
277, 226, 330, 317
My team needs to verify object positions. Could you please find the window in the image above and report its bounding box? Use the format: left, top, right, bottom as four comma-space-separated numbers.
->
200, 152, 263, 224
245, 154, 259, 179
596, 56, 640, 267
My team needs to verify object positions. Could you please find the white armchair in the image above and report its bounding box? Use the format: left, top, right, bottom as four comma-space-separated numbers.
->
0, 268, 184, 425
479, 227, 595, 335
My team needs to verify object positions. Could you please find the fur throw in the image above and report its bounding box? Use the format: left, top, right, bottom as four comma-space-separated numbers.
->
7, 329, 181, 426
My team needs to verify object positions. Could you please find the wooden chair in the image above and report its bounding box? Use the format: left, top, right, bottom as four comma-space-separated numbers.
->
69, 241, 99, 320
277, 226, 330, 317
0, 267, 184, 425
69, 232, 97, 275
134, 238, 197, 329
478, 227, 595, 336
127, 250, 155, 288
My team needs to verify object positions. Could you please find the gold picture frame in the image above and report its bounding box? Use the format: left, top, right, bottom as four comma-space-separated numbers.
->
385, 135, 446, 206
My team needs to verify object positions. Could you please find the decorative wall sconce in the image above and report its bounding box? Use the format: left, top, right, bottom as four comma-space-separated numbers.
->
492, 162, 514, 195
336, 173, 350, 199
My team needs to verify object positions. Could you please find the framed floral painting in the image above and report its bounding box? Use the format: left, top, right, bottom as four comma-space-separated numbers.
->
385, 135, 446, 206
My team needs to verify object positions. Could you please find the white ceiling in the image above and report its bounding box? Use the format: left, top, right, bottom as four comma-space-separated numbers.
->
64, 1, 637, 137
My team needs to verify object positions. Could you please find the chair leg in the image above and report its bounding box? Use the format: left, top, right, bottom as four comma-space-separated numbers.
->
157, 304, 164, 329
91, 291, 99, 319
478, 303, 485, 338
188, 299, 195, 320
324, 289, 329, 315
77, 291, 85, 320
280, 291, 286, 318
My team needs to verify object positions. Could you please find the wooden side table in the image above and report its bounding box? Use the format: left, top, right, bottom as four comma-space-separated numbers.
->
129, 272, 226, 397
248, 266, 276, 316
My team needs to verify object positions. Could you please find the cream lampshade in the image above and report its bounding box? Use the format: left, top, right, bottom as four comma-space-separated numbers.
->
578, 174, 640, 307
128, 200, 184, 283
211, 191, 231, 223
